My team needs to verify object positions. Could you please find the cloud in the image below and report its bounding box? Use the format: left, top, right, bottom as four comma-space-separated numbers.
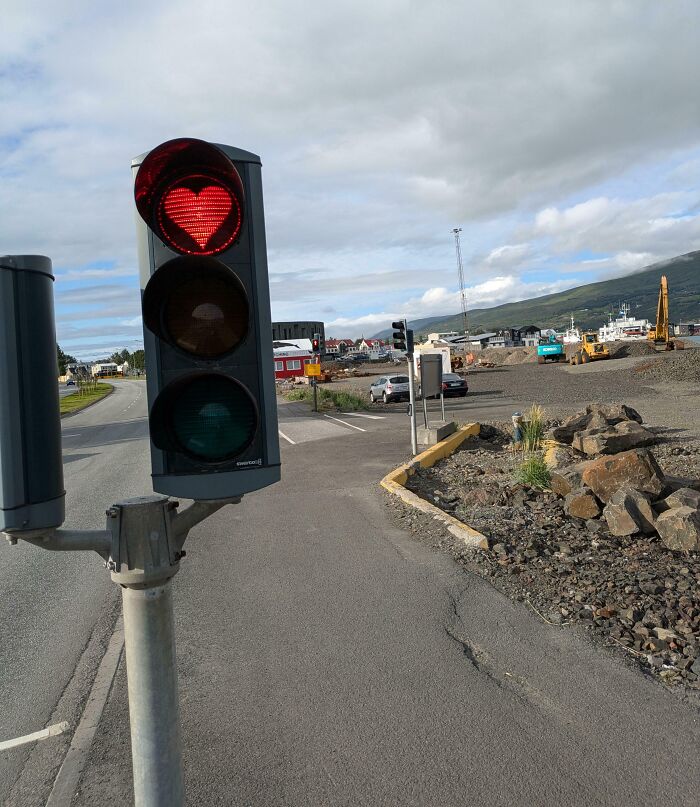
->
2, 1, 700, 352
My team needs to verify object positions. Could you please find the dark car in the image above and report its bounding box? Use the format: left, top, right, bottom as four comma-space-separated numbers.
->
351, 353, 370, 363
419, 372, 468, 398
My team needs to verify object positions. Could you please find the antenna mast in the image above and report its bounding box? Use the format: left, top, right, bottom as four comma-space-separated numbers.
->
452, 228, 468, 338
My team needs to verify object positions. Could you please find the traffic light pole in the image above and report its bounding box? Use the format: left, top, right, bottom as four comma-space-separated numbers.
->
4, 494, 237, 807
407, 354, 418, 455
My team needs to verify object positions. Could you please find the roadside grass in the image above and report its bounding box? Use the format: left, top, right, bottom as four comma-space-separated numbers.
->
281, 386, 368, 411
60, 383, 113, 415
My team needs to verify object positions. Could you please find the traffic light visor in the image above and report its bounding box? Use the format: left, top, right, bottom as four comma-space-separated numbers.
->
135, 138, 245, 256
391, 321, 405, 331
143, 257, 249, 359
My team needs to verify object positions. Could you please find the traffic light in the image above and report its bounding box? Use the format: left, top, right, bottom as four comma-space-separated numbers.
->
0, 256, 65, 531
132, 138, 280, 500
311, 334, 321, 355
391, 320, 414, 354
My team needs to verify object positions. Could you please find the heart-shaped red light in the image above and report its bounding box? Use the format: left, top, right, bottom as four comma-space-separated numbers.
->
163, 185, 233, 250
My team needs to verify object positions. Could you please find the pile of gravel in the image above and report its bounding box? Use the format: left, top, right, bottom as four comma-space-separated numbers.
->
476, 347, 538, 365
404, 431, 700, 688
607, 341, 659, 359
634, 348, 700, 383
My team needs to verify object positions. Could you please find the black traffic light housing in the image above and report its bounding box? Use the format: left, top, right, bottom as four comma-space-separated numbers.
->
132, 138, 280, 500
311, 333, 321, 355
391, 320, 414, 354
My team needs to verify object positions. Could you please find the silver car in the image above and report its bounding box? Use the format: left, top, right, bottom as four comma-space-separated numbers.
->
369, 374, 411, 403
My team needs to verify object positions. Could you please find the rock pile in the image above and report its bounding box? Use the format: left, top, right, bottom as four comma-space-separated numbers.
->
548, 404, 700, 551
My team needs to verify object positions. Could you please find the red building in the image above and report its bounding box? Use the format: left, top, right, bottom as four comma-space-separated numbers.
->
273, 347, 313, 380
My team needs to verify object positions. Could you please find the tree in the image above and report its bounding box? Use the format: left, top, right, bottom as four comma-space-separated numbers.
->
57, 344, 77, 375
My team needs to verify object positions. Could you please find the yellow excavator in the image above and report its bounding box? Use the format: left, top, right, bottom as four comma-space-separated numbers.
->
648, 275, 683, 351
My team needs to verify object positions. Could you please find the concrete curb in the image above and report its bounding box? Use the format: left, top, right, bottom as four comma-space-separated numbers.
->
380, 423, 489, 550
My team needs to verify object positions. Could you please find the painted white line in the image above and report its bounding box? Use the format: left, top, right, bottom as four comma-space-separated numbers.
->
278, 429, 296, 445
340, 412, 386, 420
323, 414, 366, 432
0, 721, 70, 752
45, 619, 125, 807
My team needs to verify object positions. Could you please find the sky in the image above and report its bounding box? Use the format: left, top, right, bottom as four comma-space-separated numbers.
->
2, 1, 700, 358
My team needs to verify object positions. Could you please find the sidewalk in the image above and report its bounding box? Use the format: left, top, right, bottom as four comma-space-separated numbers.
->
70, 413, 700, 806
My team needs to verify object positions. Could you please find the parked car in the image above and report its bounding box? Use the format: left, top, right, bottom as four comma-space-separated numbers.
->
369, 374, 411, 403
419, 372, 468, 398
65, 379, 76, 386
351, 353, 370, 363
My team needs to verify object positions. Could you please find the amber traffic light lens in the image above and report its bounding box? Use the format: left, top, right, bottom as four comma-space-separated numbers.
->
142, 257, 249, 359
165, 272, 248, 358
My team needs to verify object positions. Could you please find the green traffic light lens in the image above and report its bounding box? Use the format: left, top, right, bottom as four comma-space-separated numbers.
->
170, 376, 258, 461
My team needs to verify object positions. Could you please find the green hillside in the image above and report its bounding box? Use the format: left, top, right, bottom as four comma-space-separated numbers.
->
373, 251, 700, 338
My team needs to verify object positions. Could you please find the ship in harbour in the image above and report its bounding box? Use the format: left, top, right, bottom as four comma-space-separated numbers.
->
598, 303, 651, 342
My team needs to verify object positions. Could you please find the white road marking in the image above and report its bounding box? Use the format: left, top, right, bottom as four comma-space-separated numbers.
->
323, 414, 366, 432
0, 721, 70, 752
278, 429, 296, 445
340, 412, 385, 420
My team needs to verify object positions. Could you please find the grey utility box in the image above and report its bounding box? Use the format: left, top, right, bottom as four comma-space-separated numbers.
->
0, 255, 65, 532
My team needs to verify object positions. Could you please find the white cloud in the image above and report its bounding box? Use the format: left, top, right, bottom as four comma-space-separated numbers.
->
2, 0, 700, 352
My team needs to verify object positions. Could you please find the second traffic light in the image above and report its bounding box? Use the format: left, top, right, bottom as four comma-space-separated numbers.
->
311, 333, 321, 355
391, 320, 414, 354
132, 138, 280, 500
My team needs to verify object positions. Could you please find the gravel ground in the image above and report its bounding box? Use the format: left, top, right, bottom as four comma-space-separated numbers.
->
399, 419, 700, 691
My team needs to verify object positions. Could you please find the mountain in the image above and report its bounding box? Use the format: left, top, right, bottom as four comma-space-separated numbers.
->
372, 251, 700, 339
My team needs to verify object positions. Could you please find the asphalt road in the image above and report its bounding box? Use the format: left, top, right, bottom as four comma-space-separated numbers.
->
3, 383, 700, 806
0, 380, 150, 804
58, 384, 77, 398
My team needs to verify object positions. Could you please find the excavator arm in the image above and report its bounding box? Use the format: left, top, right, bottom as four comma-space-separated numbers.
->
649, 275, 672, 348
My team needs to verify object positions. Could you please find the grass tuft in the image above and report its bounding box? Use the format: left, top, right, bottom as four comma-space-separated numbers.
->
516, 453, 551, 489
521, 403, 546, 452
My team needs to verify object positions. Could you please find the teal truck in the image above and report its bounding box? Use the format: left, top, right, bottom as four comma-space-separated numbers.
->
537, 334, 566, 364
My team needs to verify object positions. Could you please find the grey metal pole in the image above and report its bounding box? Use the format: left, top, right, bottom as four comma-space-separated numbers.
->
440, 392, 445, 423
423, 396, 429, 429
122, 582, 183, 807
313, 377, 318, 412
407, 355, 418, 455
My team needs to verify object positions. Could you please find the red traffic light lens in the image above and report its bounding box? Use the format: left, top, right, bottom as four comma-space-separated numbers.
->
157, 175, 242, 255
135, 138, 245, 256
143, 257, 249, 359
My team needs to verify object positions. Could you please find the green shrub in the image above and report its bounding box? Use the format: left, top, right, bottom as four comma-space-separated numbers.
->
516, 453, 551, 489
281, 386, 367, 411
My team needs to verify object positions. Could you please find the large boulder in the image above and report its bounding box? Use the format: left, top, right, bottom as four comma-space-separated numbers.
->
660, 476, 700, 498
571, 421, 656, 456
549, 463, 587, 497
655, 506, 700, 552
564, 488, 601, 519
581, 449, 665, 503
590, 403, 643, 425
602, 487, 656, 536
551, 403, 643, 444
657, 487, 700, 513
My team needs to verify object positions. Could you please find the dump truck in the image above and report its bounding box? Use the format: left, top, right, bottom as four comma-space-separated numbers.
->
569, 331, 609, 365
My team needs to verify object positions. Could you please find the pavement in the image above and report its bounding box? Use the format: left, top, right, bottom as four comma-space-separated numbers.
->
2, 383, 700, 806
